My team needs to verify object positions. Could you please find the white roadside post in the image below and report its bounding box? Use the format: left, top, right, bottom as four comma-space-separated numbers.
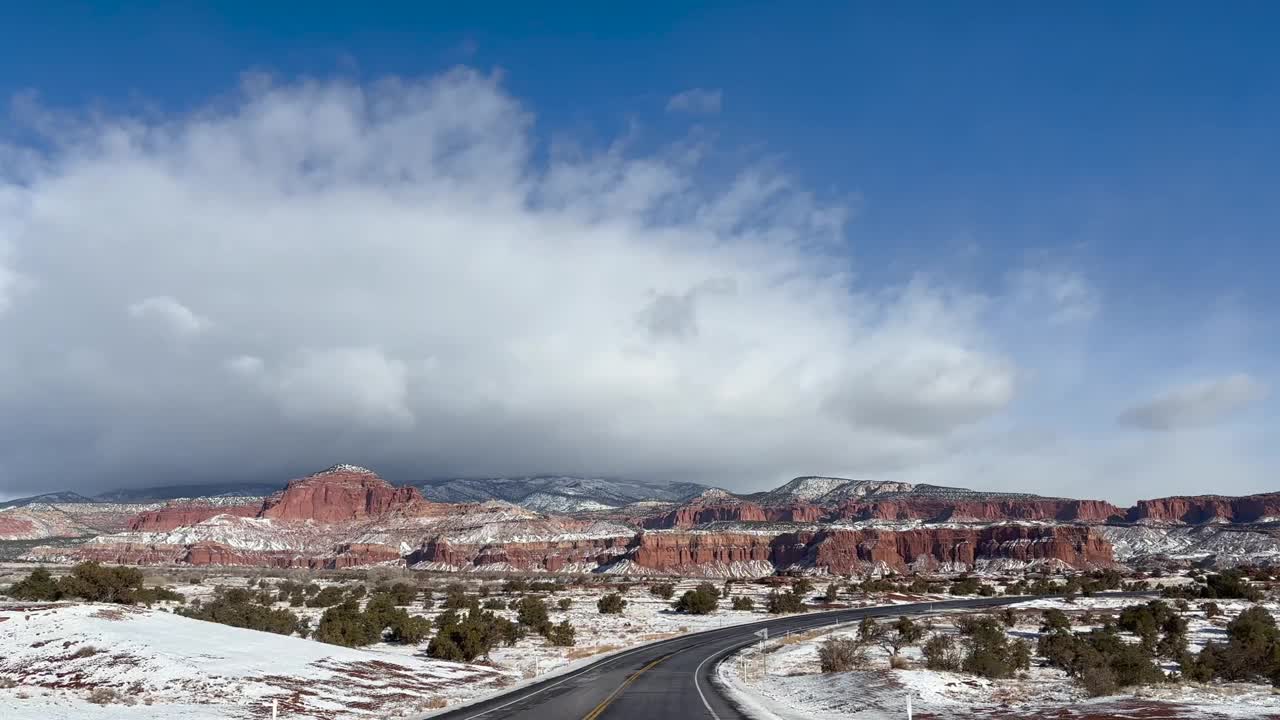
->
906, 692, 912, 720
753, 628, 769, 679
271, 699, 278, 720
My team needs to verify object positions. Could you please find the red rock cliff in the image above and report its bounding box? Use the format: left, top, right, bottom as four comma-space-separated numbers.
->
1128, 493, 1280, 524
832, 497, 1122, 523
630, 524, 1113, 574
129, 502, 260, 532
258, 465, 423, 522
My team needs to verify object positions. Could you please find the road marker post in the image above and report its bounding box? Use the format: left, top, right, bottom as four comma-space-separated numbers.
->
753, 627, 769, 679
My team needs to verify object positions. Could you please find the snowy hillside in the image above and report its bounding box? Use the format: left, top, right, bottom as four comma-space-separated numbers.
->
757, 476, 917, 505
0, 602, 513, 719
0, 492, 97, 509
413, 475, 710, 509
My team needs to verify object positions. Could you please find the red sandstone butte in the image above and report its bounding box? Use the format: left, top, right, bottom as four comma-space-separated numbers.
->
258, 466, 424, 522
1128, 493, 1280, 524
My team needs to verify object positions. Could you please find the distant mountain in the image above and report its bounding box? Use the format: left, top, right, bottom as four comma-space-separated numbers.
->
410, 475, 710, 512
0, 491, 97, 509
754, 476, 916, 505
94, 482, 281, 502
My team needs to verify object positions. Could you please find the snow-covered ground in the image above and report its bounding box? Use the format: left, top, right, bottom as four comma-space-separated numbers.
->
0, 601, 514, 719
0, 573, 843, 717
720, 594, 1280, 719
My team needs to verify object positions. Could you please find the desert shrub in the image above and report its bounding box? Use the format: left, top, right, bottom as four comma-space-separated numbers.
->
427, 609, 512, 661
546, 620, 576, 647
5, 567, 61, 600
134, 586, 184, 605
1040, 608, 1071, 634
1192, 605, 1280, 684
502, 578, 529, 594
765, 590, 805, 614
179, 587, 304, 636
922, 634, 962, 671
1201, 601, 1221, 618
959, 618, 1027, 679
893, 616, 924, 644
908, 576, 931, 594
824, 583, 839, 602
1158, 614, 1189, 659
373, 582, 417, 606
1205, 571, 1263, 601
557, 598, 573, 611
597, 593, 626, 615
55, 563, 146, 604
857, 617, 883, 644
1080, 663, 1119, 697
1039, 624, 1165, 692
314, 600, 382, 647
442, 583, 470, 609
515, 596, 552, 634
649, 583, 675, 600
529, 581, 559, 593
732, 596, 755, 611
87, 687, 122, 705
672, 583, 719, 615
306, 585, 347, 608
386, 612, 432, 644
70, 645, 100, 659
1000, 608, 1017, 628
949, 576, 982, 596
791, 578, 814, 595
1165, 570, 1263, 602
818, 637, 865, 672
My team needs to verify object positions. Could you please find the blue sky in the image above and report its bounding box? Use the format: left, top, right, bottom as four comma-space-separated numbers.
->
0, 3, 1275, 500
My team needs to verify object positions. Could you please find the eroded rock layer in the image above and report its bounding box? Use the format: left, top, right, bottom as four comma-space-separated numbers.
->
16, 466, 1280, 574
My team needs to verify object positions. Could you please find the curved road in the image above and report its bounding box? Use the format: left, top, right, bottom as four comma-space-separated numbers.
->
431, 593, 1147, 720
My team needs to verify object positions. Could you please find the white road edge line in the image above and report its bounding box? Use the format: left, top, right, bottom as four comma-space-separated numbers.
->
450, 594, 1144, 720
694, 637, 758, 720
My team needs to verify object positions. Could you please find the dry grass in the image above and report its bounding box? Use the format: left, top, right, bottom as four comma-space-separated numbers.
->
87, 687, 122, 705
70, 645, 100, 659
91, 607, 128, 621
889, 653, 910, 670
566, 644, 621, 660
766, 627, 829, 653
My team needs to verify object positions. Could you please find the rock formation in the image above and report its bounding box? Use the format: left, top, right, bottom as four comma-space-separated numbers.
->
18, 467, 1280, 574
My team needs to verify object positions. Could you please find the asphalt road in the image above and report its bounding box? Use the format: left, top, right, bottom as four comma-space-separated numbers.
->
430, 592, 1149, 720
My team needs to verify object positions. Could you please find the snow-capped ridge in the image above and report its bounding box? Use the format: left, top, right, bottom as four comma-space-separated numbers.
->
315, 463, 377, 476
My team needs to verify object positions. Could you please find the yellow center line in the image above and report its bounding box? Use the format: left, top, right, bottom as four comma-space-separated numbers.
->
581, 654, 671, 720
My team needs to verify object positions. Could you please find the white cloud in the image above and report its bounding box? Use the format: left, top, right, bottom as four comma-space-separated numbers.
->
1009, 268, 1099, 325
127, 296, 209, 337
0, 69, 1269, 499
269, 347, 413, 429
1119, 374, 1269, 431
225, 354, 264, 376
667, 88, 723, 115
